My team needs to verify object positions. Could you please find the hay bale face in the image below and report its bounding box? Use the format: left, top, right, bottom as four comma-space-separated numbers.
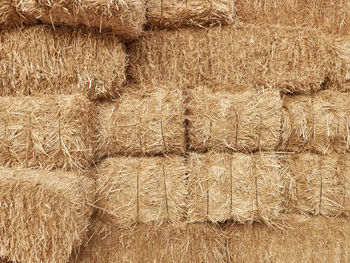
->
96, 156, 187, 227
188, 87, 282, 153
235, 0, 350, 36
0, 25, 126, 100
281, 90, 350, 154
0, 94, 95, 171
146, 0, 235, 28
128, 25, 346, 93
1, 0, 145, 38
97, 85, 186, 157
283, 153, 350, 217
0, 168, 94, 263
188, 152, 284, 225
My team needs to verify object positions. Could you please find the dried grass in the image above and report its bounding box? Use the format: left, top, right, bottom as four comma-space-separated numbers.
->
95, 155, 187, 227
188, 86, 282, 153
235, 0, 350, 35
0, 168, 95, 263
0, 25, 126, 100
0, 94, 96, 171
97, 84, 186, 157
146, 0, 235, 28
282, 153, 350, 218
1, 0, 145, 38
188, 152, 285, 226
128, 24, 346, 93
281, 90, 350, 154
71, 216, 350, 263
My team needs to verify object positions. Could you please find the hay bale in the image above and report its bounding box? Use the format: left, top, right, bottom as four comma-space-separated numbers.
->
235, 0, 350, 35
188, 86, 282, 153
282, 153, 350, 218
146, 0, 235, 28
0, 25, 126, 100
0, 94, 95, 171
281, 90, 350, 154
96, 156, 187, 227
1, 0, 145, 38
97, 85, 186, 157
188, 152, 284, 226
128, 24, 346, 93
0, 168, 94, 263
71, 216, 350, 263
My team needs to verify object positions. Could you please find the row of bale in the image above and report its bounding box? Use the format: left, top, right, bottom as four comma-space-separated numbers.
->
1, 152, 350, 262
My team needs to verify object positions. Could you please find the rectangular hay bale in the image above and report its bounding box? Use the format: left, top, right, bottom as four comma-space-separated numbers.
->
96, 156, 187, 227
0, 25, 126, 100
146, 0, 235, 28
280, 90, 350, 154
0, 94, 95, 171
128, 24, 347, 93
0, 168, 94, 263
188, 86, 282, 153
188, 152, 285, 226
97, 84, 186, 157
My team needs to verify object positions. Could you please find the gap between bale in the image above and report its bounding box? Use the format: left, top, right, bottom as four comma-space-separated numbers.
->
146, 0, 235, 28
0, 94, 96, 171
0, 168, 95, 263
0, 25, 126, 100
127, 24, 347, 93
187, 86, 282, 153
96, 84, 186, 157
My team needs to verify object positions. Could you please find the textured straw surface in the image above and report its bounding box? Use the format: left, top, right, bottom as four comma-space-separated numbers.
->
188, 152, 285, 226
146, 0, 235, 28
281, 90, 350, 154
97, 84, 186, 157
235, 0, 350, 35
96, 156, 187, 227
188, 86, 282, 153
71, 216, 350, 263
0, 25, 126, 100
0, 94, 95, 171
128, 24, 346, 93
0, 0, 146, 38
0, 168, 94, 263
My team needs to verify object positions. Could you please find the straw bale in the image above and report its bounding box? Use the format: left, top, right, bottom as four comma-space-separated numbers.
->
96, 156, 187, 227
0, 25, 126, 100
281, 90, 350, 154
188, 86, 282, 153
0, 94, 95, 171
97, 84, 185, 157
128, 24, 346, 93
282, 153, 350, 218
1, 0, 145, 38
71, 216, 350, 263
235, 0, 350, 36
0, 168, 94, 263
146, 0, 235, 28
188, 152, 284, 226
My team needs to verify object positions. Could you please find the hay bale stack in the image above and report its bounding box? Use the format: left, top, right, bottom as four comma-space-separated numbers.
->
188, 152, 284, 226
188, 86, 282, 153
128, 24, 346, 93
96, 156, 187, 227
0, 168, 94, 263
235, 0, 350, 35
0, 94, 95, 171
281, 90, 350, 154
283, 153, 350, 218
146, 0, 235, 28
71, 216, 350, 262
1, 0, 145, 38
0, 25, 126, 100
97, 85, 186, 157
